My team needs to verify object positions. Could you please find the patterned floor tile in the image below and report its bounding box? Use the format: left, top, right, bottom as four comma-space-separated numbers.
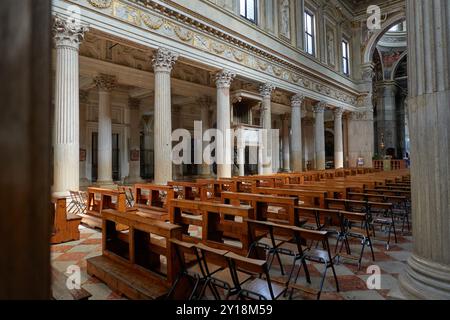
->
340, 290, 385, 300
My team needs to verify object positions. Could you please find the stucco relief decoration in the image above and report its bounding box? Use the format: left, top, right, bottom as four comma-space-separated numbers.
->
113, 2, 140, 25
232, 49, 245, 62
174, 26, 194, 42
280, 0, 291, 39
257, 60, 269, 71
88, 0, 112, 9
326, 29, 336, 66
141, 12, 164, 30
193, 34, 210, 51
211, 42, 226, 54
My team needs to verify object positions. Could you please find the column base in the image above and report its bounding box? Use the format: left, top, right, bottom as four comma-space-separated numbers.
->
52, 191, 71, 198
399, 254, 450, 300
123, 176, 145, 185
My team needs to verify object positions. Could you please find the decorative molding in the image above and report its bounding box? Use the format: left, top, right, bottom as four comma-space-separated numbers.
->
94, 73, 117, 91
88, 0, 112, 8
73, 0, 360, 106
152, 47, 179, 73
214, 70, 236, 89
53, 15, 89, 50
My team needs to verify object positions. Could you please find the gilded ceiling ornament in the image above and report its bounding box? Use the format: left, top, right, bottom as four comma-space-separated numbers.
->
88, 0, 112, 9
141, 12, 164, 30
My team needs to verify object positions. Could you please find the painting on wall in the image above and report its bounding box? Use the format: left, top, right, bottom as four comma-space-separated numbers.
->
130, 149, 140, 161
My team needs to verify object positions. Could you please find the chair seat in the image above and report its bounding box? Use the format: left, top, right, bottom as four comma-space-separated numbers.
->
212, 268, 252, 286
278, 242, 308, 255
188, 262, 222, 277
305, 248, 332, 263
258, 237, 285, 248
240, 278, 286, 300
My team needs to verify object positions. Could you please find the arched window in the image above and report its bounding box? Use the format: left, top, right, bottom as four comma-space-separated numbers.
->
240, 0, 257, 23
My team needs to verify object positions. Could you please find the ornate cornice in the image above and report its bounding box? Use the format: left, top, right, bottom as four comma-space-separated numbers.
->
53, 15, 89, 50
291, 94, 305, 108
72, 0, 360, 106
94, 73, 117, 91
214, 70, 236, 89
152, 47, 179, 73
259, 83, 276, 99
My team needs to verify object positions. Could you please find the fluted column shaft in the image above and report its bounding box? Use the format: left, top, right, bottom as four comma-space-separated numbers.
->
127, 98, 143, 182
200, 100, 211, 175
215, 70, 235, 178
260, 83, 275, 174
282, 114, 290, 172
399, 0, 450, 299
314, 102, 326, 170
291, 94, 304, 172
94, 74, 116, 184
153, 48, 178, 185
334, 108, 344, 168
52, 17, 88, 196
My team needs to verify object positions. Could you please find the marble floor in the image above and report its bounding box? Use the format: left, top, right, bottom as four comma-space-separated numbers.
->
51, 225, 412, 300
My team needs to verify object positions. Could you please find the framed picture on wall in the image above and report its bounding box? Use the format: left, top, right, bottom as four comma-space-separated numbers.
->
80, 149, 86, 162
130, 149, 140, 161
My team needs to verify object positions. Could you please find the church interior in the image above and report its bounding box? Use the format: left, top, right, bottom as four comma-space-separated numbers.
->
1, 0, 450, 301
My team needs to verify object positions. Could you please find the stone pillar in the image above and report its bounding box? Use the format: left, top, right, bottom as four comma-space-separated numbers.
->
314, 101, 326, 170
215, 70, 236, 178
399, 0, 450, 299
347, 109, 374, 168
79, 90, 89, 186
376, 81, 398, 157
282, 113, 290, 171
334, 107, 344, 168
291, 94, 304, 172
199, 97, 212, 176
259, 83, 275, 174
172, 105, 184, 179
152, 48, 178, 185
126, 98, 143, 183
52, 16, 88, 196
94, 74, 116, 185
303, 118, 315, 170
271, 119, 280, 173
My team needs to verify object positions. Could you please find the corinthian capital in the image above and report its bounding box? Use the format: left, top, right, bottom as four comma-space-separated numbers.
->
152, 48, 179, 73
214, 70, 236, 89
94, 74, 117, 91
334, 107, 344, 118
259, 83, 276, 98
53, 15, 89, 50
314, 101, 327, 113
291, 94, 305, 108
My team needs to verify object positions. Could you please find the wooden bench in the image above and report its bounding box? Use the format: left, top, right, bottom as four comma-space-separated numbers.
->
253, 186, 327, 209
133, 184, 174, 220
195, 179, 237, 201
221, 191, 300, 226
51, 197, 81, 244
169, 199, 253, 255
82, 187, 130, 228
87, 209, 184, 299
168, 181, 207, 200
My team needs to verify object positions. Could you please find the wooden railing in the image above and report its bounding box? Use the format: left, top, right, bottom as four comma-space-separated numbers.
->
373, 160, 406, 171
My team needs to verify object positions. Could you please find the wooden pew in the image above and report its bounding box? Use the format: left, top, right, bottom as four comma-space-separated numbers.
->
169, 199, 254, 255
220, 191, 300, 226
252, 186, 327, 209
51, 197, 82, 244
168, 181, 207, 200
195, 179, 237, 201
82, 187, 130, 228
133, 184, 174, 220
87, 209, 184, 299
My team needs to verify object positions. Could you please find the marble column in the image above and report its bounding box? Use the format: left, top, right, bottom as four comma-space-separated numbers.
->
172, 105, 184, 179
399, 0, 450, 299
376, 81, 398, 157
199, 97, 212, 176
126, 98, 143, 183
334, 107, 344, 168
282, 113, 290, 172
94, 74, 116, 185
303, 118, 315, 170
259, 83, 275, 174
52, 16, 88, 196
152, 48, 178, 185
291, 94, 304, 172
215, 70, 235, 178
314, 101, 326, 170
79, 90, 89, 186
271, 119, 280, 173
